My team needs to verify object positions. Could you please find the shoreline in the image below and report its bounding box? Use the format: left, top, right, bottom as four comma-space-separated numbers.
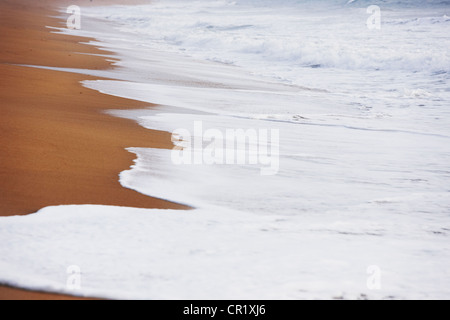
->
1, 0, 449, 300
0, 0, 186, 299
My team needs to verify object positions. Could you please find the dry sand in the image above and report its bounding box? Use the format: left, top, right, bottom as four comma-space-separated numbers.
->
0, 0, 187, 299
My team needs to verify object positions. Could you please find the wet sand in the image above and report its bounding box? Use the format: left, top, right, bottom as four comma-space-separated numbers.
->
0, 0, 187, 299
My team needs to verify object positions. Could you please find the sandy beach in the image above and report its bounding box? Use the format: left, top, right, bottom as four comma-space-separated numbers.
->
0, 0, 187, 299
1, 0, 449, 301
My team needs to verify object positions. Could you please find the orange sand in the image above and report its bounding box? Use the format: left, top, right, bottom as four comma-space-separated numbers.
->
0, 0, 187, 299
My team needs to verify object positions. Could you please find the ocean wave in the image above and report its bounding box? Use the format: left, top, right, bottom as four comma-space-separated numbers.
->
99, 0, 450, 76
232, 0, 450, 8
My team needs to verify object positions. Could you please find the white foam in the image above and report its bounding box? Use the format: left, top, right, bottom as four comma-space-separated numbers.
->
1, 201, 449, 299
